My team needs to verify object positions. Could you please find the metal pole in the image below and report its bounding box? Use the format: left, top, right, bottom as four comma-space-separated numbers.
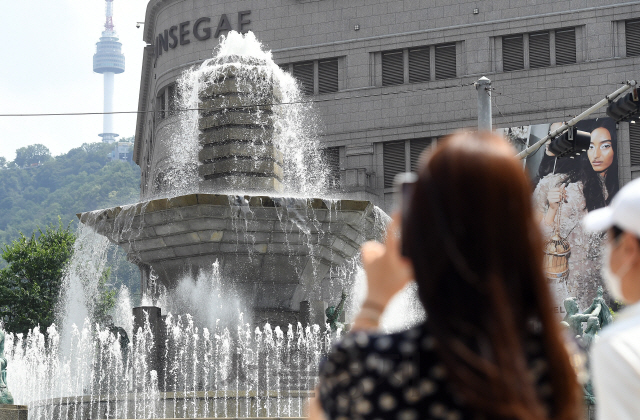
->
516, 80, 637, 159
476, 76, 492, 131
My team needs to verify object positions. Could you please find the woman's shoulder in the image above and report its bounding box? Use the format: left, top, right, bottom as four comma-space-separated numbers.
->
537, 173, 565, 188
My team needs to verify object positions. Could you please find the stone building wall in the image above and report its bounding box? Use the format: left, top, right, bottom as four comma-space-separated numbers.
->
134, 0, 640, 212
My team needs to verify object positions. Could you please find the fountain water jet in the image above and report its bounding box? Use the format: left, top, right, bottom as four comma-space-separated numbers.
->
5, 31, 421, 420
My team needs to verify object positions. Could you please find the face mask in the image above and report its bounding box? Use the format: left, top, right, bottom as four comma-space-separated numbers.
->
602, 241, 633, 303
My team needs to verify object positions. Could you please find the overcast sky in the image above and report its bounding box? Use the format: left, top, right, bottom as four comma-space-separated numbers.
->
0, 1, 149, 161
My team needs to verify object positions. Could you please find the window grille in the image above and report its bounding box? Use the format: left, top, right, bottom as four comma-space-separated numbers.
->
630, 122, 640, 166
323, 147, 341, 188
383, 141, 406, 188
158, 92, 166, 120
410, 138, 432, 172
626, 19, 640, 57
408, 48, 430, 83
434, 44, 457, 80
382, 50, 404, 86
555, 28, 577, 65
503, 35, 524, 72
318, 59, 339, 94
529, 32, 550, 69
293, 62, 315, 95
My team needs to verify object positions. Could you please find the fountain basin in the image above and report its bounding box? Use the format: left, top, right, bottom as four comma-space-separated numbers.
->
78, 193, 382, 324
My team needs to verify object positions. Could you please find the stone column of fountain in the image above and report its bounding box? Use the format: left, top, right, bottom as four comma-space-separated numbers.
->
197, 58, 285, 193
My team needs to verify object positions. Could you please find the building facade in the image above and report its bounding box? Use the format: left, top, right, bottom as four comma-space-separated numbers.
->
134, 0, 640, 213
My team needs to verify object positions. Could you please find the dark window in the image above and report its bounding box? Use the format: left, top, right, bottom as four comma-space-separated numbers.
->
383, 141, 406, 188
503, 35, 524, 72
434, 44, 457, 80
279, 63, 290, 73
630, 122, 640, 166
167, 84, 177, 116
529, 32, 550, 69
293, 62, 315, 95
382, 50, 404, 86
158, 92, 166, 119
410, 138, 431, 172
408, 48, 430, 83
323, 147, 341, 188
555, 28, 576, 65
318, 59, 339, 94
626, 19, 640, 57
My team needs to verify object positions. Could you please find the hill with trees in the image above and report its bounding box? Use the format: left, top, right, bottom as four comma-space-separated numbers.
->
0, 141, 142, 303
0, 141, 140, 246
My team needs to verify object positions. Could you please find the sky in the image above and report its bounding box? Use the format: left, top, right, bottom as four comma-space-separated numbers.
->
0, 1, 149, 161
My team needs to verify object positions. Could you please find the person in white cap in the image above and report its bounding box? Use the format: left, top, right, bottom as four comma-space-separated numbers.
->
583, 177, 640, 420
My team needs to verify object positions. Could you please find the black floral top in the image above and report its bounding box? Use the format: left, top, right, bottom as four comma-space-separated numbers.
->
318, 322, 552, 420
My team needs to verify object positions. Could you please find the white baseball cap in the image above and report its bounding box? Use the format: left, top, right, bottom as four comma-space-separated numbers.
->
583, 177, 640, 237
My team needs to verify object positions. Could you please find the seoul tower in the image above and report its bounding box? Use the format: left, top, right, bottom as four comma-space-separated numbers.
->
93, 0, 125, 143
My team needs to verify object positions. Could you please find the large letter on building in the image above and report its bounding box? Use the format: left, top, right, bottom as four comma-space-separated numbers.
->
215, 14, 232, 38
194, 17, 212, 41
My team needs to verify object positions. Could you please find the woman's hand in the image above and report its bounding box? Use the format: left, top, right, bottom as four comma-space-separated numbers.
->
547, 186, 566, 210
360, 215, 414, 310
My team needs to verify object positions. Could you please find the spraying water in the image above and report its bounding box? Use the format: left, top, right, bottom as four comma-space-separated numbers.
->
5, 31, 424, 420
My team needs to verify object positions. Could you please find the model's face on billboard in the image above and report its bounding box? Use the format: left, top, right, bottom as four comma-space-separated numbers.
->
588, 127, 613, 173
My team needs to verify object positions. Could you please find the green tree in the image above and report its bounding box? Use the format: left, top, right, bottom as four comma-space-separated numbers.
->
0, 157, 6, 169
0, 221, 75, 334
13, 144, 52, 168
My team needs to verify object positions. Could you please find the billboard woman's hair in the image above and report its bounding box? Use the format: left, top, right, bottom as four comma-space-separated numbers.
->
404, 131, 581, 420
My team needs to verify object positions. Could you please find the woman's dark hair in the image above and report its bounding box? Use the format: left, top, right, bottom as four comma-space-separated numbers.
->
562, 136, 618, 211
404, 132, 581, 420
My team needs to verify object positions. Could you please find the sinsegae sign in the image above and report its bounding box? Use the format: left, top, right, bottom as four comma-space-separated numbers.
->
154, 11, 252, 59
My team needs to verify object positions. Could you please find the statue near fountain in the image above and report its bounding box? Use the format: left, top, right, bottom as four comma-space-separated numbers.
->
0, 331, 14, 405
561, 287, 613, 405
563, 287, 612, 338
325, 290, 347, 332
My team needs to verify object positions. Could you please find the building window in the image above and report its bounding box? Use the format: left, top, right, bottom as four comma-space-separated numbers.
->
383, 141, 406, 188
502, 35, 525, 72
318, 59, 339, 94
626, 19, 640, 57
322, 147, 341, 188
630, 122, 640, 166
410, 138, 432, 172
502, 28, 576, 72
434, 44, 457, 80
157, 91, 166, 120
283, 58, 341, 95
292, 62, 314, 95
381, 43, 457, 86
555, 28, 577, 65
529, 32, 550, 69
408, 48, 430, 84
382, 50, 404, 86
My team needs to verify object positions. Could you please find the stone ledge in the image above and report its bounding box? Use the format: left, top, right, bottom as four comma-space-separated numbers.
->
0, 405, 28, 420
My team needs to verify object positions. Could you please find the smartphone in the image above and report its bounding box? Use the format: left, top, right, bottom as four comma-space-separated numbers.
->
394, 172, 418, 256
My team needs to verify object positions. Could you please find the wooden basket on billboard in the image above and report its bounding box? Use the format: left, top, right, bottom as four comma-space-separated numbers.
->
543, 198, 571, 282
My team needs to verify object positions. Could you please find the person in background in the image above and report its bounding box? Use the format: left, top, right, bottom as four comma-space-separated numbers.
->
583, 177, 640, 420
309, 132, 582, 420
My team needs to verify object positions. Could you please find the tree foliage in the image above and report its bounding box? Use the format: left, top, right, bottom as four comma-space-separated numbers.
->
0, 221, 75, 335
0, 141, 142, 312
0, 142, 140, 246
14, 144, 52, 168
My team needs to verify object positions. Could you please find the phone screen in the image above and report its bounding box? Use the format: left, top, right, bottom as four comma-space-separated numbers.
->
394, 173, 417, 257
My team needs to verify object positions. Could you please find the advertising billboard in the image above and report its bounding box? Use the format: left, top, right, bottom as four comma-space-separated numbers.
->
498, 118, 618, 315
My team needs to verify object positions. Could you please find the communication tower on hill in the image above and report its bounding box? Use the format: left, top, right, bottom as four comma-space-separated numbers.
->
93, 0, 125, 144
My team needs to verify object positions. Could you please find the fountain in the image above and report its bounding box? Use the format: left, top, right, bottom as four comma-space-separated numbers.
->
4, 32, 408, 420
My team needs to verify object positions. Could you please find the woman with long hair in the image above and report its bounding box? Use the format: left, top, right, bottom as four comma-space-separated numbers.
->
534, 127, 617, 308
310, 131, 582, 420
